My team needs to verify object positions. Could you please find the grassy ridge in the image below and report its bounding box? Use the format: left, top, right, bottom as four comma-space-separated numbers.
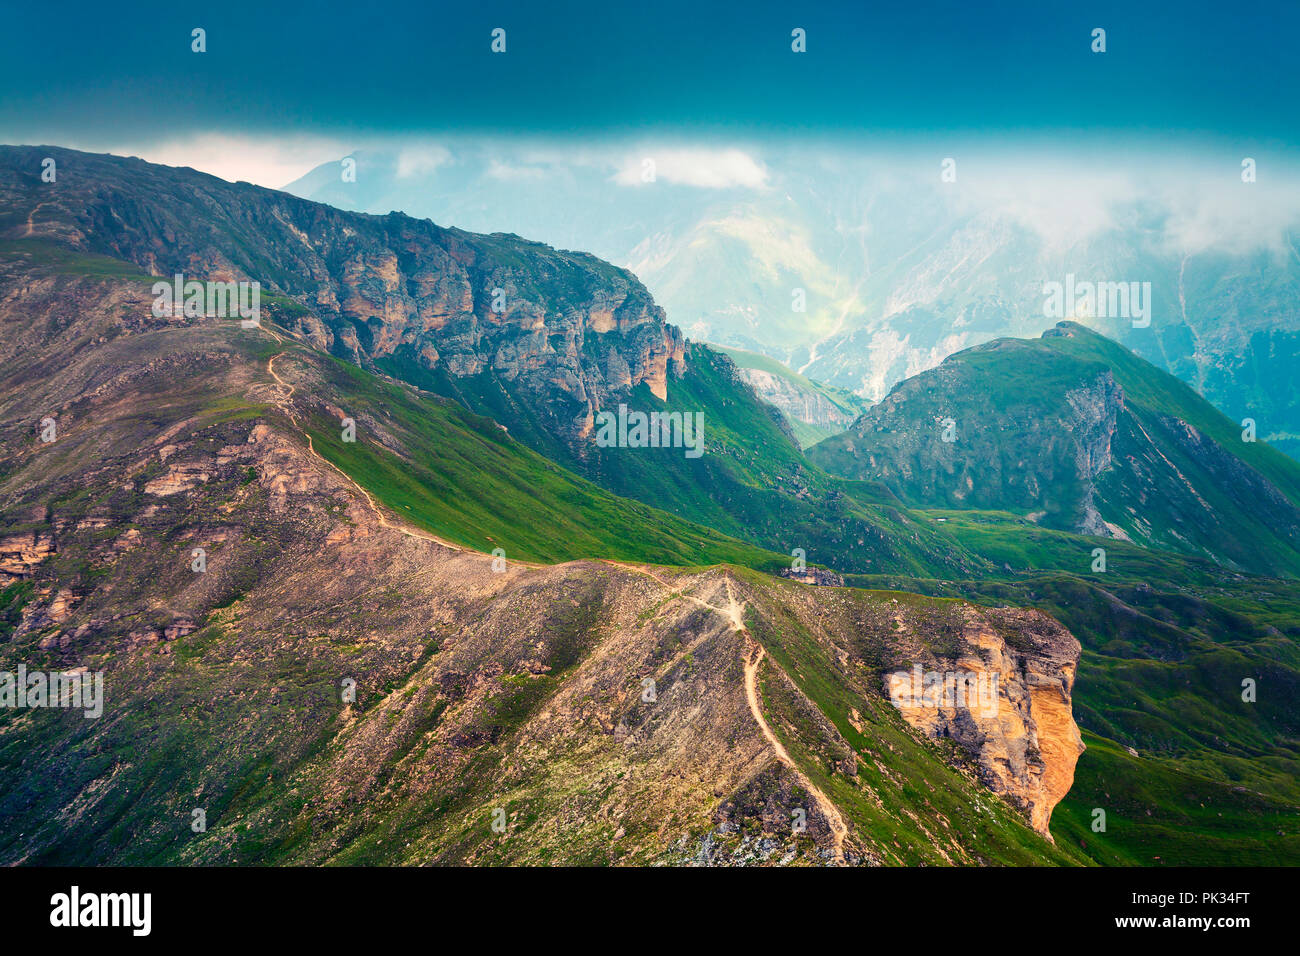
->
299, 350, 786, 569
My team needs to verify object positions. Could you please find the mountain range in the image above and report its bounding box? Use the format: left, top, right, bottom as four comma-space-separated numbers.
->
284, 143, 1300, 461
2, 146, 1298, 866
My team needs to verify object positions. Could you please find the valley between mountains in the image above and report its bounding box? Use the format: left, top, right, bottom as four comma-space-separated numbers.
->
2, 147, 1298, 866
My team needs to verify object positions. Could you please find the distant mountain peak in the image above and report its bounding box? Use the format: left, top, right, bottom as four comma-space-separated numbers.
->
810, 325, 1300, 576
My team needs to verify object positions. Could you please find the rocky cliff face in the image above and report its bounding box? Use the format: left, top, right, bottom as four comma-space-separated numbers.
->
0, 145, 685, 450
884, 607, 1084, 838
738, 368, 859, 431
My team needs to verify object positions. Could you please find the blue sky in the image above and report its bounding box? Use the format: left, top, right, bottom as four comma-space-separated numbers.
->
2, 0, 1296, 147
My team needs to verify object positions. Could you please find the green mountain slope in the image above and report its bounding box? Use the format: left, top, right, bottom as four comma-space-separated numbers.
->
382, 339, 993, 579
299, 355, 788, 569
708, 343, 869, 447
810, 321, 1300, 578
0, 253, 1083, 866
6, 150, 1299, 867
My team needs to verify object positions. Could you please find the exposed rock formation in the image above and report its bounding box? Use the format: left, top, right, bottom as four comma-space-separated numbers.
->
0, 145, 686, 452
0, 529, 55, 580
884, 607, 1084, 838
779, 566, 845, 587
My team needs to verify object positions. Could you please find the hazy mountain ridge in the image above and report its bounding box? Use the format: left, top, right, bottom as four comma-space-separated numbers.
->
709, 343, 869, 447
285, 144, 1300, 460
